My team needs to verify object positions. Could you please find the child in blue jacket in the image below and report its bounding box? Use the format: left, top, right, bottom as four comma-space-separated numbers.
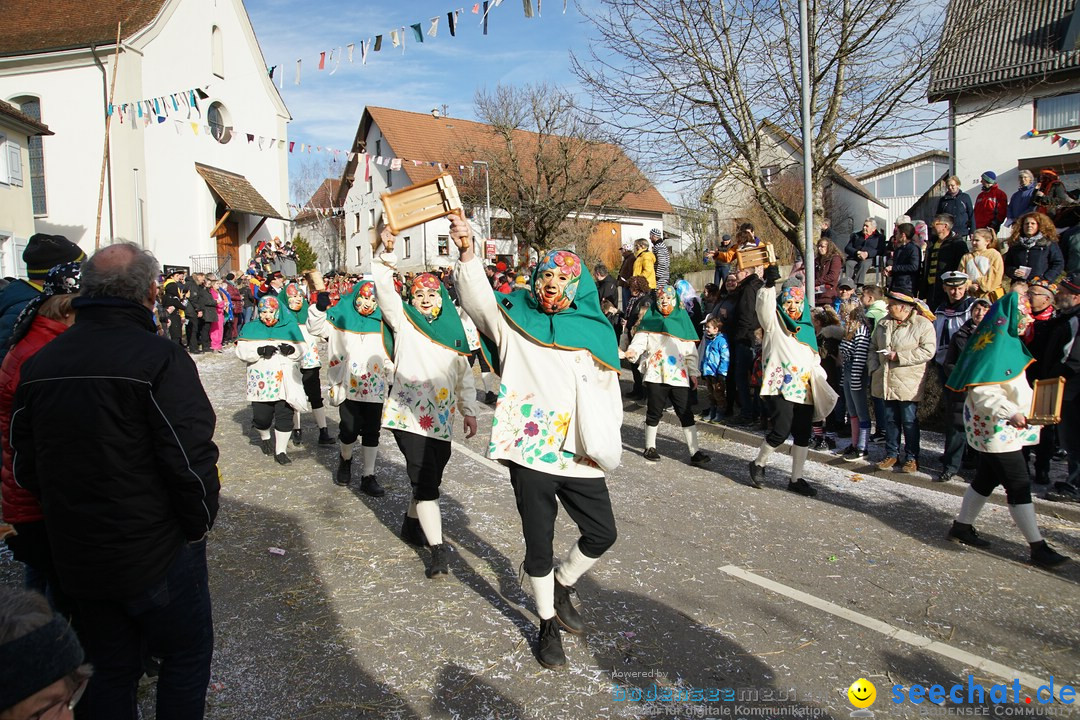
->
699, 316, 730, 422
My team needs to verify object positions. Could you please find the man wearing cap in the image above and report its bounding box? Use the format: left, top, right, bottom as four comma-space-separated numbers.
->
1040, 273, 1080, 500
0, 233, 84, 362
162, 268, 188, 347
1021, 279, 1060, 496
937, 296, 992, 483
650, 229, 671, 290
974, 171, 1007, 232
832, 276, 858, 317
713, 234, 737, 287
932, 271, 974, 374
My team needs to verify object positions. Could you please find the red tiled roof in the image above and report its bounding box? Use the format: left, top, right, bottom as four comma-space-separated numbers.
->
338, 106, 671, 215
294, 178, 341, 222
0, 0, 167, 57
0, 100, 51, 135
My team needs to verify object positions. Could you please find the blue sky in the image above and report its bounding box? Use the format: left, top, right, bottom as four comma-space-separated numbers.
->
245, 1, 594, 202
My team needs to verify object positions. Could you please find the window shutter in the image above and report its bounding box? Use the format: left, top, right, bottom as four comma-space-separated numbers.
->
7, 140, 23, 186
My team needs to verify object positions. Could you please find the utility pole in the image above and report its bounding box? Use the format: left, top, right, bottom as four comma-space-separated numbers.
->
473, 160, 491, 259
799, 0, 815, 293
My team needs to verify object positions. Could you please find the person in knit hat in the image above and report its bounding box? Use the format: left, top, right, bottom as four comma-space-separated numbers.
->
974, 171, 1007, 231
0, 586, 91, 719
0, 234, 84, 362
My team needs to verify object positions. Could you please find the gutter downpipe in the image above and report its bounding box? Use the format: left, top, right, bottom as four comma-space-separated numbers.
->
90, 43, 115, 241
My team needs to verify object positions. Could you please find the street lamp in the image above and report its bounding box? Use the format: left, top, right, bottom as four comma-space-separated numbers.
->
472, 160, 491, 257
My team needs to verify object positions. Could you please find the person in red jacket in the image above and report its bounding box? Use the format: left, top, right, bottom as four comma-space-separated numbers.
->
973, 171, 1008, 231
0, 261, 81, 613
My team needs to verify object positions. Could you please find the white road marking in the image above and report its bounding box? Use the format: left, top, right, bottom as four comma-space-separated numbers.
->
454, 441, 506, 475
720, 564, 1069, 704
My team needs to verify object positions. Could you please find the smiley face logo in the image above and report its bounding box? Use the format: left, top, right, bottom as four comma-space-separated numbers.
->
848, 678, 877, 709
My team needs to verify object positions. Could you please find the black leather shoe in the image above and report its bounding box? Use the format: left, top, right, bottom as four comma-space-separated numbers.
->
292, 429, 302, 445
427, 544, 449, 578
786, 478, 817, 497
947, 521, 990, 548
1030, 540, 1069, 569
642, 447, 661, 461
261, 439, 272, 456
318, 427, 335, 446
689, 450, 711, 466
401, 515, 428, 547
934, 472, 958, 484
747, 461, 764, 489
553, 576, 586, 635
275, 453, 291, 465
537, 618, 567, 669
359, 475, 385, 497
334, 457, 352, 487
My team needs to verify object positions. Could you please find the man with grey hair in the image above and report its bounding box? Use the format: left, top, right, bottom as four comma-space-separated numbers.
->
11, 242, 220, 720
844, 218, 883, 286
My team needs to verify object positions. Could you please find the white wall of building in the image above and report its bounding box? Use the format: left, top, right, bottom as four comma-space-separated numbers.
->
0, 0, 290, 270
859, 157, 950, 230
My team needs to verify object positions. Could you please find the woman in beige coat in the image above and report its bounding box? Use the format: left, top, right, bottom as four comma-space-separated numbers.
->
867, 292, 937, 473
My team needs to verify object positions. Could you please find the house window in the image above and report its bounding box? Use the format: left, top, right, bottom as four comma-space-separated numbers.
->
0, 132, 20, 187
211, 26, 224, 78
1035, 92, 1080, 132
369, 208, 375, 231
437, 235, 449, 256
354, 212, 361, 233
207, 102, 232, 144
386, 169, 392, 188
878, 174, 895, 198
894, 169, 914, 197
761, 165, 780, 185
14, 97, 45, 215
356, 245, 364, 265
402, 236, 411, 259
915, 163, 934, 193
375, 139, 382, 157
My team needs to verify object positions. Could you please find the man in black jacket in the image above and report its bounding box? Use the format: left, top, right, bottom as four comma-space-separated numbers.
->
1042, 273, 1080, 501
11, 242, 220, 720
728, 268, 764, 424
844, 219, 883, 286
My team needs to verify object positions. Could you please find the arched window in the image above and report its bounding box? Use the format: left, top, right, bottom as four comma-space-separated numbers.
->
11, 96, 46, 215
211, 26, 224, 78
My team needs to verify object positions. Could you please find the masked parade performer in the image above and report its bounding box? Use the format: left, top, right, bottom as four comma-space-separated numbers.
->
747, 265, 838, 497
452, 214, 622, 671
944, 292, 1069, 569
625, 285, 711, 465
282, 281, 334, 447
236, 295, 309, 465
373, 225, 478, 579
308, 279, 395, 495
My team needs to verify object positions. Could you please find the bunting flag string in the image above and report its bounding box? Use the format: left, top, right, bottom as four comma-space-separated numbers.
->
1024, 127, 1080, 151
106, 85, 203, 124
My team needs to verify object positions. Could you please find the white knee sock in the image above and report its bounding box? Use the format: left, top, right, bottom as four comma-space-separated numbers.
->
530, 570, 555, 620
416, 500, 442, 545
312, 407, 327, 430
481, 372, 496, 394
754, 440, 776, 467
274, 430, 290, 456
339, 440, 354, 461
258, 427, 271, 441
407, 499, 418, 519
790, 445, 808, 482
956, 487, 990, 525
361, 445, 378, 476
555, 542, 598, 587
683, 425, 699, 455
1009, 503, 1043, 543
645, 424, 658, 450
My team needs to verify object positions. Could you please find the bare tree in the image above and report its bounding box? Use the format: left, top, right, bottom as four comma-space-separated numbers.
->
460, 82, 652, 257
570, 0, 991, 252
290, 156, 345, 271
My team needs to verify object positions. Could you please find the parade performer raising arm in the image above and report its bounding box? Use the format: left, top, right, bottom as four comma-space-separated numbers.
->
625, 285, 711, 465
452, 214, 622, 671
307, 279, 395, 494
282, 281, 335, 447
747, 266, 838, 497
372, 225, 478, 579
944, 292, 1069, 568
235, 295, 309, 464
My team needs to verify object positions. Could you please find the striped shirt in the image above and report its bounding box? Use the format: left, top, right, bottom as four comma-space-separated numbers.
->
840, 322, 872, 390
653, 242, 671, 289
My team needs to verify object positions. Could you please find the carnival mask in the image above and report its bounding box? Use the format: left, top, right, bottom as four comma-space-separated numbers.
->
780, 286, 804, 321
354, 281, 378, 316
533, 250, 582, 314
284, 283, 304, 311
410, 273, 443, 320
258, 296, 280, 327
657, 286, 678, 317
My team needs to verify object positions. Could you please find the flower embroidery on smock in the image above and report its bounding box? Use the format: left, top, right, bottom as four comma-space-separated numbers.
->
764, 360, 811, 402
489, 384, 583, 469
383, 379, 455, 440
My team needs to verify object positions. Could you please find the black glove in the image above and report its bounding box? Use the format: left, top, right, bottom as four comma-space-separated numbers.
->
315, 292, 331, 312
257, 345, 278, 359
278, 343, 296, 356
763, 264, 781, 289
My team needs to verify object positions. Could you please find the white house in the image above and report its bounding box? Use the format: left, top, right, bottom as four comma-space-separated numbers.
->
857, 151, 950, 228
333, 106, 672, 274
929, 0, 1080, 209
293, 177, 345, 272
0, 99, 52, 278
0, 0, 290, 275
707, 122, 886, 247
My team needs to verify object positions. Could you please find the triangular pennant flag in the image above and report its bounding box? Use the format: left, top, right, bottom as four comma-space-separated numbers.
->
391, 158, 402, 170
411, 23, 424, 42
295, 59, 302, 85
347, 43, 355, 62
153, 98, 160, 114
107, 104, 114, 117
448, 11, 458, 36
391, 30, 400, 47
348, 152, 356, 161
1071, 140, 1078, 150
191, 122, 199, 135
472, 3, 480, 12
269, 65, 277, 80
483, 1, 489, 33
171, 94, 179, 111
523, 0, 533, 17
174, 120, 183, 134
364, 154, 371, 182
361, 39, 370, 64
375, 35, 383, 51
289, 141, 295, 152
137, 103, 143, 118
329, 48, 340, 75
428, 17, 440, 36
246, 133, 254, 143
318, 51, 326, 70
157, 115, 166, 124
538, 0, 541, 15
300, 143, 306, 152
1061, 137, 1069, 147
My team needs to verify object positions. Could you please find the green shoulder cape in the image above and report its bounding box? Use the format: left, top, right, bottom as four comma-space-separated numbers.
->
636, 287, 698, 341
238, 299, 304, 343
326, 284, 395, 358
403, 283, 470, 356
778, 288, 818, 352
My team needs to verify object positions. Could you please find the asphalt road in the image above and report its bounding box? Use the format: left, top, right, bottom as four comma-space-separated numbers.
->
3, 350, 1078, 719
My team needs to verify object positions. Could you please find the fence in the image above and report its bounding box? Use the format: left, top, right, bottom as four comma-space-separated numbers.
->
189, 253, 234, 275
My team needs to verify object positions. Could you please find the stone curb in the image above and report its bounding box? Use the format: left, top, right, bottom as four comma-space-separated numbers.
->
622, 398, 1080, 524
